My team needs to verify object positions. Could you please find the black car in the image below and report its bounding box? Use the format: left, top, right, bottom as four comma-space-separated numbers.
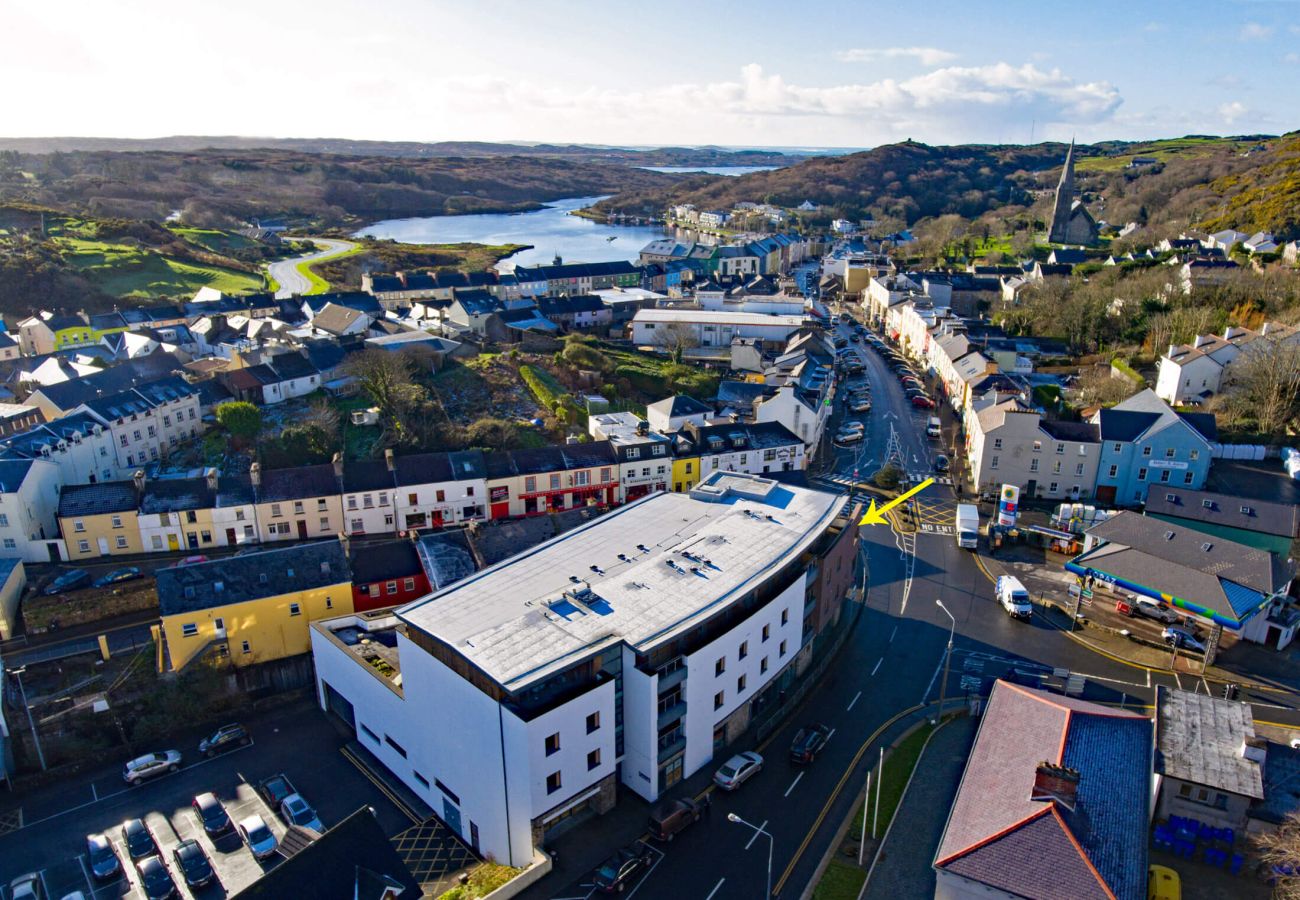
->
172, 839, 215, 889
198, 723, 249, 756
93, 567, 143, 588
933, 455, 950, 473
192, 791, 231, 834
593, 842, 654, 893
122, 818, 157, 859
43, 569, 90, 595
135, 855, 177, 900
257, 773, 296, 809
790, 723, 832, 763
86, 832, 121, 879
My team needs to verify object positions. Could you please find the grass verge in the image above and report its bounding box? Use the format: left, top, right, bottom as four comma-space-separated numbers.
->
853, 722, 936, 838
813, 859, 868, 900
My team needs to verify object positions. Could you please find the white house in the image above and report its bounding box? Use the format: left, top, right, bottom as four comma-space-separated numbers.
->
1155, 323, 1300, 406
646, 395, 712, 435
631, 309, 809, 348
966, 399, 1101, 501
0, 459, 63, 562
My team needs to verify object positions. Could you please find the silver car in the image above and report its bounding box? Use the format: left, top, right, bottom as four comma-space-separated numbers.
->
122, 750, 182, 785
713, 751, 764, 791
238, 814, 278, 860
280, 793, 324, 832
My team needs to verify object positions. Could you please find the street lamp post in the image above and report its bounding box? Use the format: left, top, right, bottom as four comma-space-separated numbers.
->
934, 600, 956, 724
728, 812, 773, 899
7, 665, 47, 771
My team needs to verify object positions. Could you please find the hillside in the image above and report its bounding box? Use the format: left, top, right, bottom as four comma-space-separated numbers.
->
592, 141, 1072, 224
0, 149, 683, 229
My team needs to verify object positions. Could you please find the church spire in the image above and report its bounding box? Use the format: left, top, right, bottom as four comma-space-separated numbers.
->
1049, 138, 1078, 244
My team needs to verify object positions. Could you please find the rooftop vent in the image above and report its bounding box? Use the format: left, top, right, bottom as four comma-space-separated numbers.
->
1241, 505, 1254, 515
1202, 499, 1216, 509
1241, 737, 1267, 764
1165, 494, 1176, 503
1201, 542, 1213, 552
1164, 531, 1175, 541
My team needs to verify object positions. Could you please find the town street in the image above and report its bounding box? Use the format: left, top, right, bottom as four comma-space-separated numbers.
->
267, 237, 356, 298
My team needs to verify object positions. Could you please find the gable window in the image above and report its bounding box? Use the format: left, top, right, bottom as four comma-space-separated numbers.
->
1056, 443, 1064, 454
993, 438, 1002, 450
1189, 449, 1199, 461
181, 623, 198, 637
1032, 440, 1042, 453
1165, 447, 1176, 458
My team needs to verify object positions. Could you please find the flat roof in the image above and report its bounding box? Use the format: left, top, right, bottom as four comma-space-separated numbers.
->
399, 472, 844, 691
632, 309, 808, 327
1155, 686, 1264, 799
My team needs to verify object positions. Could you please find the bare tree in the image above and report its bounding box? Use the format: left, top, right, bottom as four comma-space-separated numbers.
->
302, 396, 341, 441
1222, 339, 1300, 438
1074, 367, 1138, 408
654, 321, 699, 363
1254, 812, 1300, 900
343, 349, 426, 443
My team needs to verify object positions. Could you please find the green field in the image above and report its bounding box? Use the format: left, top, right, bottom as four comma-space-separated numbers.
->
1076, 136, 1245, 173
58, 236, 264, 298
167, 225, 261, 254
299, 243, 364, 294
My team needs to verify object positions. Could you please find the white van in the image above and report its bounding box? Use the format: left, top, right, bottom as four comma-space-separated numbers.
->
996, 576, 1033, 620
926, 417, 941, 439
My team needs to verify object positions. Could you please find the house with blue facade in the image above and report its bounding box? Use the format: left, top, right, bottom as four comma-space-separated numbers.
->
1067, 512, 1298, 650
1090, 390, 1216, 506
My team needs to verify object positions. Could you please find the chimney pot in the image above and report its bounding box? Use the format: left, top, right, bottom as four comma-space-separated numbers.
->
249, 461, 261, 487
385, 448, 395, 472
332, 451, 344, 479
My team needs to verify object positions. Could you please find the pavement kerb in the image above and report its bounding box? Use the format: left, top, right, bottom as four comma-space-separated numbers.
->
856, 714, 960, 900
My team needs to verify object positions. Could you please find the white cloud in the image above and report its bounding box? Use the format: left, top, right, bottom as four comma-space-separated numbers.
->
1239, 22, 1274, 40
835, 47, 958, 66
1218, 101, 1249, 123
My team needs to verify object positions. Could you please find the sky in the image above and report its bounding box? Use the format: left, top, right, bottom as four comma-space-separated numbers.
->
4, 0, 1297, 148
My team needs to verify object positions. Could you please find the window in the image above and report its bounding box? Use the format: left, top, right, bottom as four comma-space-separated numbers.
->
235, 509, 245, 521
1184, 471, 1195, 484
320, 517, 330, 530
549, 474, 561, 490
404, 577, 415, 591
993, 438, 1002, 450
626, 447, 641, 460
1052, 460, 1061, 474
546, 772, 562, 794
1138, 468, 1148, 481
111, 515, 122, 528
74, 519, 86, 533
147, 425, 156, 438
1113, 442, 1122, 453
737, 674, 747, 693
781, 608, 789, 626
761, 624, 770, 642
779, 639, 788, 657
1049, 483, 1059, 494
587, 749, 601, 771
1, 539, 14, 550
77, 539, 89, 553
524, 477, 537, 493
182, 623, 198, 637
115, 536, 128, 549
386, 581, 397, 595
587, 711, 600, 734
1055, 443, 1064, 454
714, 691, 725, 710
601, 467, 612, 483
119, 435, 129, 447
1164, 447, 1176, 459
1076, 463, 1085, 476
151, 535, 163, 550
575, 470, 589, 487
384, 735, 408, 758
466, 486, 474, 497
241, 640, 251, 653
351, 518, 364, 532
436, 490, 446, 502
362, 494, 373, 509
1160, 470, 1171, 483
413, 771, 430, 789
738, 641, 748, 660
317, 498, 327, 511
545, 733, 560, 756
289, 603, 301, 616
348, 496, 358, 510
1078, 445, 1087, 456
1142, 446, 1153, 457
1032, 440, 1042, 453
1108, 465, 1118, 478
379, 492, 389, 506
990, 456, 999, 469
271, 503, 283, 517
200, 530, 211, 543
293, 501, 304, 515
1030, 459, 1039, 472
1189, 449, 1199, 461
715, 657, 726, 676
760, 656, 769, 674
360, 723, 379, 743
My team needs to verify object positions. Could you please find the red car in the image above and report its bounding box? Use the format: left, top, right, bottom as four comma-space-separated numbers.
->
170, 555, 209, 568
911, 395, 936, 409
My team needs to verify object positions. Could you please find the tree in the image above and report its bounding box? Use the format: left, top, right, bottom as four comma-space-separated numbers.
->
215, 401, 262, 449
1221, 339, 1300, 439
654, 321, 698, 362
344, 349, 426, 444
302, 397, 341, 441
1254, 812, 1300, 899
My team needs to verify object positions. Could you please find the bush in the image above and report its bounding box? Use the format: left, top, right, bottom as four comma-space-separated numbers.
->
1109, 356, 1145, 386
519, 364, 567, 410
437, 863, 522, 900
874, 462, 902, 490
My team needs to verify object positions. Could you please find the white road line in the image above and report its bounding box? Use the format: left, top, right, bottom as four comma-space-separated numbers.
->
784, 772, 804, 797
745, 820, 769, 850
1146, 669, 1151, 688
1173, 671, 1183, 689
870, 657, 883, 677
75, 853, 95, 895
706, 877, 726, 900
889, 625, 898, 643
846, 691, 862, 711
1202, 676, 1211, 695
922, 647, 946, 705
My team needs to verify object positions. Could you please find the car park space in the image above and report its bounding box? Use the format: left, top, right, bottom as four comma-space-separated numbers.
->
565, 841, 664, 898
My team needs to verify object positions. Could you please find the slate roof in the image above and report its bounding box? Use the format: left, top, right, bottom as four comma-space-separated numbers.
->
59, 480, 139, 517
32, 352, 186, 414
215, 473, 256, 507
1040, 420, 1100, 443
341, 458, 396, 494
1144, 487, 1300, 539
0, 459, 38, 494
157, 540, 350, 616
935, 681, 1151, 900
350, 539, 424, 584
1256, 741, 1300, 826
715, 380, 769, 406
1095, 409, 1160, 442
1154, 686, 1264, 799
139, 477, 215, 514
257, 463, 341, 502
302, 292, 382, 315
648, 395, 711, 419
1093, 389, 1216, 444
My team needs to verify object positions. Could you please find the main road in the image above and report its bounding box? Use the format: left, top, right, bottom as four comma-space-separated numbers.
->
528, 312, 1300, 900
267, 237, 356, 298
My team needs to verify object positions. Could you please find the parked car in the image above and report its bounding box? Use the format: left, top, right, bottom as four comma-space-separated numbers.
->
257, 773, 296, 809
86, 833, 121, 880
834, 429, 863, 444
134, 855, 176, 900
9, 873, 45, 900
911, 396, 936, 409
199, 723, 249, 756
171, 839, 215, 889
713, 751, 764, 790
122, 750, 182, 785
790, 724, 832, 763
169, 555, 208, 568
849, 398, 872, 413
1131, 597, 1180, 625
122, 818, 157, 859
43, 569, 90, 595
280, 793, 324, 832
933, 454, 950, 473
192, 792, 231, 835
1163, 626, 1206, 653
92, 567, 142, 588
592, 842, 655, 893
237, 814, 278, 860
647, 797, 705, 841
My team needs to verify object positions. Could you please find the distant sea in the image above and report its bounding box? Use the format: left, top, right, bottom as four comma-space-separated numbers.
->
640, 165, 779, 176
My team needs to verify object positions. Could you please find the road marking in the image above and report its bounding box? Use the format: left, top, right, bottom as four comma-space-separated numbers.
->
1146, 669, 1151, 688
921, 647, 947, 704
826, 728, 836, 741
784, 772, 804, 797
870, 658, 883, 676
75, 853, 95, 895
745, 819, 769, 850
1202, 676, 1211, 695
1173, 671, 1183, 689
889, 626, 898, 643
846, 691, 862, 711
706, 878, 726, 900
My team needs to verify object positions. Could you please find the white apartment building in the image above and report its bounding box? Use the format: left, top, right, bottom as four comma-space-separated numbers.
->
0, 459, 62, 562
630, 309, 809, 348
311, 473, 850, 866
1155, 323, 1300, 406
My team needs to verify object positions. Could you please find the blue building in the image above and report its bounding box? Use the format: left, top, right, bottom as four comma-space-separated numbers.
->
1091, 390, 1216, 506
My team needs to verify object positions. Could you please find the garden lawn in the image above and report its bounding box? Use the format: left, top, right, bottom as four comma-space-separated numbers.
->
58, 237, 264, 298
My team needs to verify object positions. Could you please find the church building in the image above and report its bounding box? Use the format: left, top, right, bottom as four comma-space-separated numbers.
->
1048, 140, 1099, 245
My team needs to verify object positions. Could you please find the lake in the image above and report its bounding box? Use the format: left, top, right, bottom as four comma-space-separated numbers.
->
640, 165, 779, 176
355, 196, 672, 270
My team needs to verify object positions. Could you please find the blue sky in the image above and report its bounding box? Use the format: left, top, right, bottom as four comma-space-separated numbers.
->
4, 0, 1297, 147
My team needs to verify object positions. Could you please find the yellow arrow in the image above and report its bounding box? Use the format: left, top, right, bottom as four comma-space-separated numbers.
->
858, 478, 935, 526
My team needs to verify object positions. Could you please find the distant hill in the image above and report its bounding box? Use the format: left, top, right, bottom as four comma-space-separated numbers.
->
0, 136, 807, 167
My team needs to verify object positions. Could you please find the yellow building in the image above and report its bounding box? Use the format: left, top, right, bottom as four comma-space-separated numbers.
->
671, 455, 701, 493
57, 479, 144, 559
156, 540, 352, 671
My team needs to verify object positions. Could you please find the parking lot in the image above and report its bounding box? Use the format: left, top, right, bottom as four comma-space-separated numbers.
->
0, 702, 415, 899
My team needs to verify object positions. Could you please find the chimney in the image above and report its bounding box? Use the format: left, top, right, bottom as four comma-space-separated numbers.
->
1241, 736, 1267, 765
337, 532, 350, 558
205, 467, 218, 492
1031, 762, 1081, 811
1194, 334, 1211, 348
249, 461, 261, 488
332, 451, 344, 479
1261, 322, 1273, 336
385, 448, 395, 472
132, 469, 146, 494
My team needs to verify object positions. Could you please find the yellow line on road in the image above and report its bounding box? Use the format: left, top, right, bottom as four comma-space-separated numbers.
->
340, 745, 422, 826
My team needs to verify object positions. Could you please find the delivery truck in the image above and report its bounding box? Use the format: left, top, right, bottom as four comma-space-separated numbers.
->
955, 503, 979, 550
